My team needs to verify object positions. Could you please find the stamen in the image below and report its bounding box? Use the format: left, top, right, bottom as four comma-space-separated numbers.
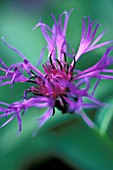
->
30, 86, 39, 95
73, 97, 78, 101
52, 107, 55, 116
29, 76, 37, 79
61, 51, 67, 62
30, 70, 38, 77
71, 57, 76, 72
27, 79, 37, 84
49, 53, 55, 69
43, 75, 48, 85
55, 59, 62, 70
50, 81, 55, 89
66, 64, 69, 74
60, 96, 68, 113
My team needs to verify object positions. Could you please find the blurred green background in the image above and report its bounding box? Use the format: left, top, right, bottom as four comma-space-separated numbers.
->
0, 0, 113, 170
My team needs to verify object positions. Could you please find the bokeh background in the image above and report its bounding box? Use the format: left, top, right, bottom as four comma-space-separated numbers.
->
0, 0, 113, 170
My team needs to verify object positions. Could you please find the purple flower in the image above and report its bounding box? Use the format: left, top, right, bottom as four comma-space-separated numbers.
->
33, 9, 73, 60
0, 10, 113, 134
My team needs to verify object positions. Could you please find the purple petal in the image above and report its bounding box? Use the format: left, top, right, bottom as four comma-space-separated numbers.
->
0, 115, 15, 128
38, 107, 53, 128
79, 110, 95, 128
2, 37, 27, 60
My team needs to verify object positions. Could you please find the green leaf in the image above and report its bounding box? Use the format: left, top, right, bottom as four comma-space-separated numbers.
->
96, 97, 113, 137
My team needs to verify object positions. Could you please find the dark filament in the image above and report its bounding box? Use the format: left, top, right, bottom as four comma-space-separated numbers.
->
52, 107, 55, 116
30, 70, 38, 77
27, 70, 38, 84
66, 64, 69, 74
61, 51, 67, 62
49, 53, 55, 69
71, 57, 76, 72
55, 59, 62, 70
55, 96, 68, 114
43, 75, 48, 85
27, 79, 37, 84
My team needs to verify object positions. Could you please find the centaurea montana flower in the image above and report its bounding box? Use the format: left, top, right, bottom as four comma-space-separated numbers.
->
0, 10, 113, 134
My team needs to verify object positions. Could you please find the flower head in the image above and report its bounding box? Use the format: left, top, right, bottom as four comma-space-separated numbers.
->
0, 10, 113, 134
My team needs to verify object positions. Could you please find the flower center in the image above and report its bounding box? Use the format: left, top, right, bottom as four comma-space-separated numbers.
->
26, 53, 77, 113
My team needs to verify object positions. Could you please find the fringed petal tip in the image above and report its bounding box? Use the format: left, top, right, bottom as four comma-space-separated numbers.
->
1, 36, 5, 42
1, 36, 10, 47
17, 128, 22, 137
79, 111, 96, 128
32, 18, 42, 31
34, 107, 53, 130
1, 37, 10, 48
50, 8, 74, 18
